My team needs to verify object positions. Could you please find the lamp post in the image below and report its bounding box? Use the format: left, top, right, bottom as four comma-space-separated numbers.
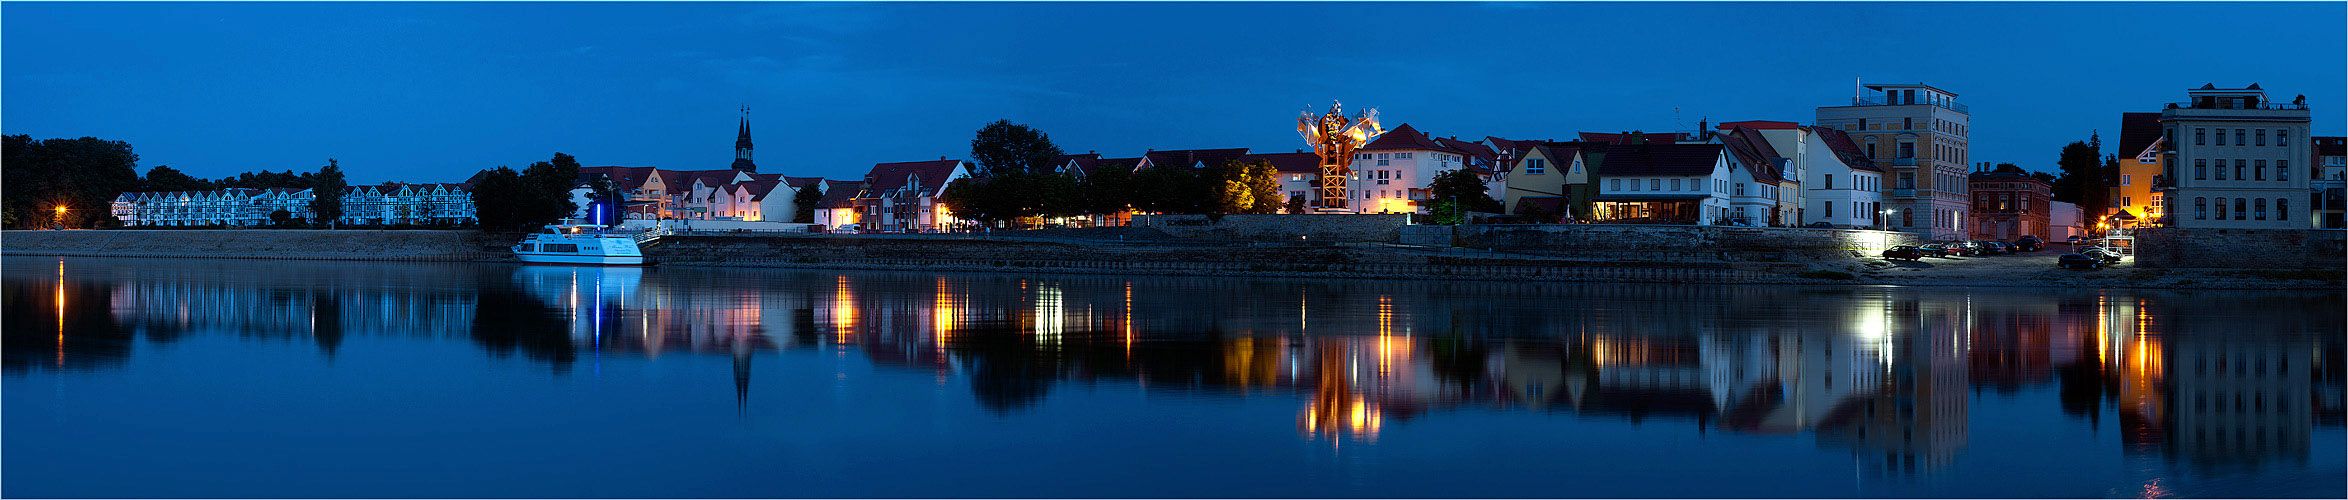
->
52, 205, 67, 230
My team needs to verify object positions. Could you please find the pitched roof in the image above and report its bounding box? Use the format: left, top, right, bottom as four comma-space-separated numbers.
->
1050, 153, 1100, 174
1578, 131, 1689, 145
1359, 123, 1470, 154
861, 159, 963, 195
816, 180, 864, 209
1235, 152, 1323, 174
576, 166, 660, 191
1141, 148, 1250, 170
1435, 136, 1497, 161
1596, 144, 1724, 177
1715, 127, 1785, 183
2118, 112, 2164, 158
737, 178, 783, 201
2317, 136, 2347, 157
1805, 126, 1883, 173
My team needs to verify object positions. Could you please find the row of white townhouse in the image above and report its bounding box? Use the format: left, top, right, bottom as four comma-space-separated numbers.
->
111, 183, 477, 227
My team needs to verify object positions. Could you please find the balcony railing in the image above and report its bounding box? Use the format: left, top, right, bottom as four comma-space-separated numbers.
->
1892, 158, 1918, 167
2166, 102, 2309, 111
1849, 97, 1969, 113
1890, 188, 1917, 198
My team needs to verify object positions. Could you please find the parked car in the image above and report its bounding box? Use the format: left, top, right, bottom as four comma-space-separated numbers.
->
1990, 241, 2017, 254
1911, 244, 1951, 258
1807, 222, 1835, 229
2014, 236, 2043, 252
2066, 235, 2086, 245
2082, 247, 2122, 263
1972, 240, 2007, 255
2058, 253, 2104, 270
1881, 245, 1927, 261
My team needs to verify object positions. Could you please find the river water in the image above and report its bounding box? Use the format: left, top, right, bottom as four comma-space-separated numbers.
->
3, 256, 2342, 498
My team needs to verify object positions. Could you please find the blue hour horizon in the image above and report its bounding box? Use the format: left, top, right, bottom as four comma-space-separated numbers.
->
4, 1, 2343, 185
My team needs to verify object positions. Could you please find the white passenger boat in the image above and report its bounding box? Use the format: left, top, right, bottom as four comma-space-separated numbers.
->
512, 224, 647, 265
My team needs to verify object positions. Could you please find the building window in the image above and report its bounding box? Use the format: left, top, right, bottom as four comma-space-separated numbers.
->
2234, 198, 2247, 220
2196, 159, 2208, 180
2278, 199, 2289, 220
2255, 160, 2266, 180
2215, 128, 2227, 145
2215, 198, 2227, 219
1898, 142, 1915, 158
1630, 179, 1642, 191
1396, 153, 1412, 159
1377, 159, 1389, 166
1903, 118, 1913, 129
1611, 179, 1622, 191
2235, 159, 2247, 180
1650, 179, 1661, 191
2215, 160, 2228, 180
2235, 129, 2245, 145
2121, 196, 2131, 208
2256, 130, 2267, 146
1866, 139, 1878, 158
2255, 198, 2268, 220
1825, 201, 1834, 218
1377, 153, 1389, 159
1670, 179, 1682, 191
2196, 128, 2206, 145
2277, 130, 2289, 147
2278, 160, 2288, 181
1526, 158, 1546, 174
1734, 183, 1745, 196
1824, 174, 1834, 189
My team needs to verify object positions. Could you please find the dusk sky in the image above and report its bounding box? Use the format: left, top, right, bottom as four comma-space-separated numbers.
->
6, 2, 2344, 185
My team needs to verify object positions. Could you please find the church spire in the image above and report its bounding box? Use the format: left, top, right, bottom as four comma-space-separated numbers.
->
731, 106, 756, 172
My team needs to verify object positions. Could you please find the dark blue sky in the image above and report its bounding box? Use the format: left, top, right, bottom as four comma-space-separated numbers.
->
6, 2, 2343, 184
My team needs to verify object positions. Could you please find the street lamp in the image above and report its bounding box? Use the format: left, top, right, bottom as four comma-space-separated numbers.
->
52, 205, 67, 230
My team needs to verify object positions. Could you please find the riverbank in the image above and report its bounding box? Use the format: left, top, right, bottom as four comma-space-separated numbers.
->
6, 229, 2338, 290
2, 229, 502, 261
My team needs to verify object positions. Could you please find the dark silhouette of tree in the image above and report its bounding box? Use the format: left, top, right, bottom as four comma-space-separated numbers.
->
1428, 168, 1501, 222
1079, 163, 1136, 217
141, 165, 215, 192
268, 209, 294, 227
2050, 134, 2110, 220
2, 135, 142, 228
968, 119, 1064, 177
583, 173, 623, 226
792, 183, 822, 223
468, 166, 527, 231
309, 159, 347, 228
519, 152, 582, 225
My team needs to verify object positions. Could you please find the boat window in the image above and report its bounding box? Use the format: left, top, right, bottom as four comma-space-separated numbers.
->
542, 244, 579, 253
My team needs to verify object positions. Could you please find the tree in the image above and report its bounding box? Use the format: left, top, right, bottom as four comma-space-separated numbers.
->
3, 135, 142, 229
468, 166, 527, 231
1283, 194, 1309, 214
792, 183, 822, 223
269, 209, 294, 227
1240, 160, 1282, 214
2049, 134, 2110, 219
1428, 168, 1502, 214
1079, 163, 1137, 217
309, 159, 347, 228
583, 173, 623, 226
519, 152, 582, 226
142, 165, 214, 192
968, 120, 1064, 177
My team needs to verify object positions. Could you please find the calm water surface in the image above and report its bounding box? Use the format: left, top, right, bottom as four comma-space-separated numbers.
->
4, 256, 2342, 498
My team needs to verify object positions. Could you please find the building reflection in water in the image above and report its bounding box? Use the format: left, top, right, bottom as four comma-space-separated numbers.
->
6, 257, 2342, 480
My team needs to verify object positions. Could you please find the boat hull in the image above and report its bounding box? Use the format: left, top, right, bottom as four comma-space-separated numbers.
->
515, 253, 648, 266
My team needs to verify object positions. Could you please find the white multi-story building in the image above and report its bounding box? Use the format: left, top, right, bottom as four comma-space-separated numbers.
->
1590, 143, 1737, 225
2157, 84, 2313, 229
1344, 123, 1485, 214
1817, 83, 1973, 240
110, 183, 476, 227
1721, 122, 1886, 228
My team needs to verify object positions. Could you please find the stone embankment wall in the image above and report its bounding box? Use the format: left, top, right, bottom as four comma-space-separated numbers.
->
1130, 214, 1412, 242
2, 229, 502, 261
1449, 224, 1920, 260
2134, 227, 2346, 268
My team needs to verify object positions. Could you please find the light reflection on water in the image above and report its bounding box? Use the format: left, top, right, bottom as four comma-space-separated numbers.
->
2, 256, 2342, 498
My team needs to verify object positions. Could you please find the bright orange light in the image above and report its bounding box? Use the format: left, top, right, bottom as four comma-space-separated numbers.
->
55, 206, 67, 213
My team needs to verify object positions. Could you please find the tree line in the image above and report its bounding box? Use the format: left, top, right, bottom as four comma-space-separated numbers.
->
941, 120, 1498, 226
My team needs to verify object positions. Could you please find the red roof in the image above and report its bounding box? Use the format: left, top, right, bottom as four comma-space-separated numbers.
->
1597, 144, 1724, 177
861, 159, 963, 196
1807, 126, 1883, 173
1235, 152, 1323, 174
1578, 131, 1689, 145
1141, 148, 1251, 170
1716, 127, 1785, 184
1360, 123, 1471, 154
